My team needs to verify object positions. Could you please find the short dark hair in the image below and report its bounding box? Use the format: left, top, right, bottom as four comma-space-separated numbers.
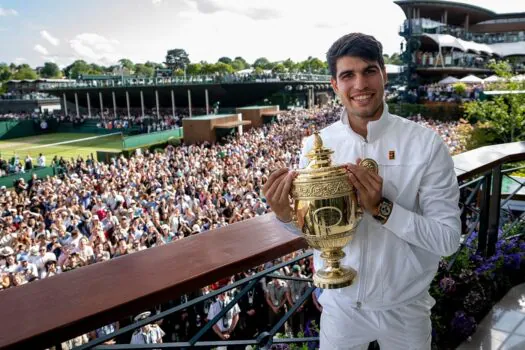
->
326, 33, 385, 78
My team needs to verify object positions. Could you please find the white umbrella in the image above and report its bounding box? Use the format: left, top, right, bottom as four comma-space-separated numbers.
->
459, 75, 484, 84
483, 75, 502, 83
438, 76, 459, 85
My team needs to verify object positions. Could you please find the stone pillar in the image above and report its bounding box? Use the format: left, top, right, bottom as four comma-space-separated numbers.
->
155, 89, 160, 119
140, 90, 145, 117
187, 89, 192, 117
63, 93, 68, 116
205, 89, 209, 115
99, 92, 104, 116
74, 92, 80, 118
171, 89, 176, 118
86, 92, 91, 118
126, 91, 131, 119
112, 91, 117, 118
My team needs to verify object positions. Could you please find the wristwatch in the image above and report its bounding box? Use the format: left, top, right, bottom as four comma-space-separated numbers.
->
373, 197, 393, 225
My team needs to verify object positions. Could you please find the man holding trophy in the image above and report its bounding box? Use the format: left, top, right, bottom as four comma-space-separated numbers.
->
262, 33, 460, 349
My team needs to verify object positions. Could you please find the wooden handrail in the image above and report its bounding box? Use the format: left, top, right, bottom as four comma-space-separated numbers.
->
0, 215, 306, 349
1, 141, 525, 349
454, 141, 525, 182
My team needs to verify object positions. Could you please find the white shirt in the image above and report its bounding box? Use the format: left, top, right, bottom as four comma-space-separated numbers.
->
37, 155, 46, 167
207, 296, 241, 332
281, 103, 460, 311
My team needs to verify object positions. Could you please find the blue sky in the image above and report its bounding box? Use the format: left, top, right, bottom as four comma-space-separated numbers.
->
0, 0, 523, 68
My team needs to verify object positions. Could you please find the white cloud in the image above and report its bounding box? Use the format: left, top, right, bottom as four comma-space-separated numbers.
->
152, 0, 163, 5
14, 57, 26, 64
69, 33, 121, 65
185, 0, 280, 20
0, 7, 18, 16
34, 44, 49, 55
41, 30, 60, 46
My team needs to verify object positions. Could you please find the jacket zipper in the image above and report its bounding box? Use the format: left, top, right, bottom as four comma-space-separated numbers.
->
356, 139, 368, 309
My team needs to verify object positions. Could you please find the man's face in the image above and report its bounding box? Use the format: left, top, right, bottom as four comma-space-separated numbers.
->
331, 56, 387, 121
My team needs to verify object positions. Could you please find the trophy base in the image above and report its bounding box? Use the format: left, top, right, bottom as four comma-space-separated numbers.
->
313, 267, 357, 289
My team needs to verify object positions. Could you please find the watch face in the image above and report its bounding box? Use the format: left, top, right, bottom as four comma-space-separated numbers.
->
379, 202, 392, 216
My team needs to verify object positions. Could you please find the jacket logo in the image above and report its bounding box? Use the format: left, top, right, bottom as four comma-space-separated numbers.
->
389, 150, 395, 160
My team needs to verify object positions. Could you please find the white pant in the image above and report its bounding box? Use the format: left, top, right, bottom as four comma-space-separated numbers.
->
319, 293, 435, 350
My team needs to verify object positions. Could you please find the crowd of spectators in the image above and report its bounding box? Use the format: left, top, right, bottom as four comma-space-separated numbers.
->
0, 104, 466, 347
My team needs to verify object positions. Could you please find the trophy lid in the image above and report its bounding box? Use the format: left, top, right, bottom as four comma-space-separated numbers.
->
306, 132, 334, 169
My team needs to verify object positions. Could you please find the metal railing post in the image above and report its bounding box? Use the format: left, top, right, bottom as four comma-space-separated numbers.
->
477, 174, 491, 256
487, 164, 503, 256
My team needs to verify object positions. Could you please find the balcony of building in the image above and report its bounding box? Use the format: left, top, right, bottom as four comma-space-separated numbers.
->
400, 18, 525, 45
1, 142, 525, 349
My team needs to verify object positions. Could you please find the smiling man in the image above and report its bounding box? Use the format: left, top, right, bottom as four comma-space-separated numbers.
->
262, 33, 461, 349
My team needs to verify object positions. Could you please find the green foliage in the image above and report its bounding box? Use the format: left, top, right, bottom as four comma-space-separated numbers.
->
64, 60, 91, 79
0, 63, 12, 81
134, 63, 155, 77
40, 62, 62, 78
272, 63, 286, 73
12, 67, 38, 80
461, 61, 525, 148
453, 82, 467, 96
383, 53, 402, 65
253, 57, 271, 69
218, 57, 232, 65
165, 48, 190, 72
118, 58, 134, 71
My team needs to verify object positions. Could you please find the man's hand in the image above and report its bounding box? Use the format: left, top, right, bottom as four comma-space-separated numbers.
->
262, 168, 297, 222
346, 159, 383, 215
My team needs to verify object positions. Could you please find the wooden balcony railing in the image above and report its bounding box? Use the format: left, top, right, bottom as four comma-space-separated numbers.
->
0, 141, 524, 349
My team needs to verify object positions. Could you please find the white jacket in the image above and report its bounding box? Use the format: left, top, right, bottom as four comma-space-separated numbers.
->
281, 104, 461, 310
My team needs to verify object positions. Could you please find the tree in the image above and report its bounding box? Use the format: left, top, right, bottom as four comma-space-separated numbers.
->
165, 49, 190, 72
462, 61, 525, 148
0, 63, 12, 81
218, 57, 232, 65
272, 63, 286, 73
64, 60, 91, 79
213, 62, 234, 74
40, 62, 62, 78
12, 67, 38, 80
89, 63, 105, 75
134, 63, 155, 77
118, 58, 134, 72
283, 58, 299, 73
253, 57, 271, 69
234, 57, 249, 67
186, 63, 202, 76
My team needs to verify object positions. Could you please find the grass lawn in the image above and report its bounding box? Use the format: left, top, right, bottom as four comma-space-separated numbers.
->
0, 133, 123, 166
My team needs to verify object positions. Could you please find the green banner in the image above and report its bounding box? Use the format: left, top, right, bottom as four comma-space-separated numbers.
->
0, 167, 57, 188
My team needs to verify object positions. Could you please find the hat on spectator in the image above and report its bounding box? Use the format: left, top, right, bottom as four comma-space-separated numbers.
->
50, 232, 58, 238
29, 246, 39, 256
18, 255, 28, 262
292, 265, 301, 272
0, 246, 14, 256
134, 311, 151, 322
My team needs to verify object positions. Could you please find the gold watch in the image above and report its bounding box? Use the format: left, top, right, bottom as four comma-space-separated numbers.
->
373, 197, 393, 225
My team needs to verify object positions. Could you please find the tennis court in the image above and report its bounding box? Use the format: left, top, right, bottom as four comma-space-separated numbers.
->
0, 133, 123, 166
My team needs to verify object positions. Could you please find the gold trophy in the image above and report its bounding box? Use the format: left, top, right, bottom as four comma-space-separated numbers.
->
291, 132, 378, 289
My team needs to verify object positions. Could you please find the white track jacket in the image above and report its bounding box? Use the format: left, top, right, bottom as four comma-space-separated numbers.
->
281, 104, 461, 311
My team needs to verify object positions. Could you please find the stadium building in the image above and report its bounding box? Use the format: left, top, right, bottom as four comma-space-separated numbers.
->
395, 0, 525, 86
